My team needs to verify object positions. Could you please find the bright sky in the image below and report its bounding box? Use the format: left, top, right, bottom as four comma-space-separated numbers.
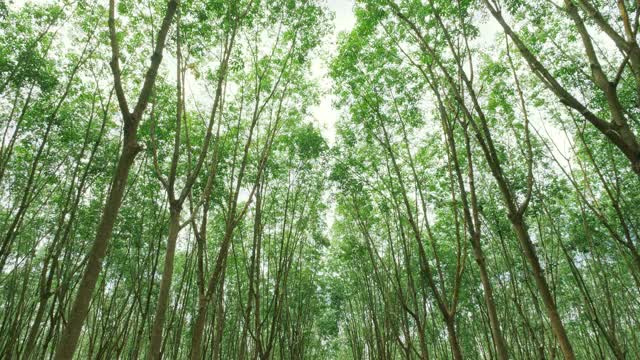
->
310, 0, 356, 145
7, 0, 569, 160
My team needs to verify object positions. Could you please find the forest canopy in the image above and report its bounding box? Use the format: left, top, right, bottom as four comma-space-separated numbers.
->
0, 0, 639, 359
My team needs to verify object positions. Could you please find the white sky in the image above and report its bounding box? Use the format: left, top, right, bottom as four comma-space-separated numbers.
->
7, 0, 572, 166
310, 0, 356, 145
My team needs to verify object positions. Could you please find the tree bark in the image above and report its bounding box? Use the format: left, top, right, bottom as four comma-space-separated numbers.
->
148, 205, 182, 359
52, 0, 177, 357
53, 135, 141, 360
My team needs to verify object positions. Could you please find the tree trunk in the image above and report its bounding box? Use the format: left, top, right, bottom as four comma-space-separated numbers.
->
444, 315, 463, 360
511, 216, 576, 360
53, 134, 140, 360
149, 205, 182, 359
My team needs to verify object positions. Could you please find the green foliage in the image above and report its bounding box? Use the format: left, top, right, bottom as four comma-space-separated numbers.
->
1, 0, 640, 359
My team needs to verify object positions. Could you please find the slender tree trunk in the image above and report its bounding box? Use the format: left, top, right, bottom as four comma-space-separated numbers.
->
52, 0, 176, 356
443, 117, 510, 360
190, 225, 233, 358
511, 215, 575, 360
472, 239, 510, 359
212, 270, 226, 360
53, 132, 140, 360
190, 292, 209, 360
444, 315, 463, 360
149, 205, 182, 359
